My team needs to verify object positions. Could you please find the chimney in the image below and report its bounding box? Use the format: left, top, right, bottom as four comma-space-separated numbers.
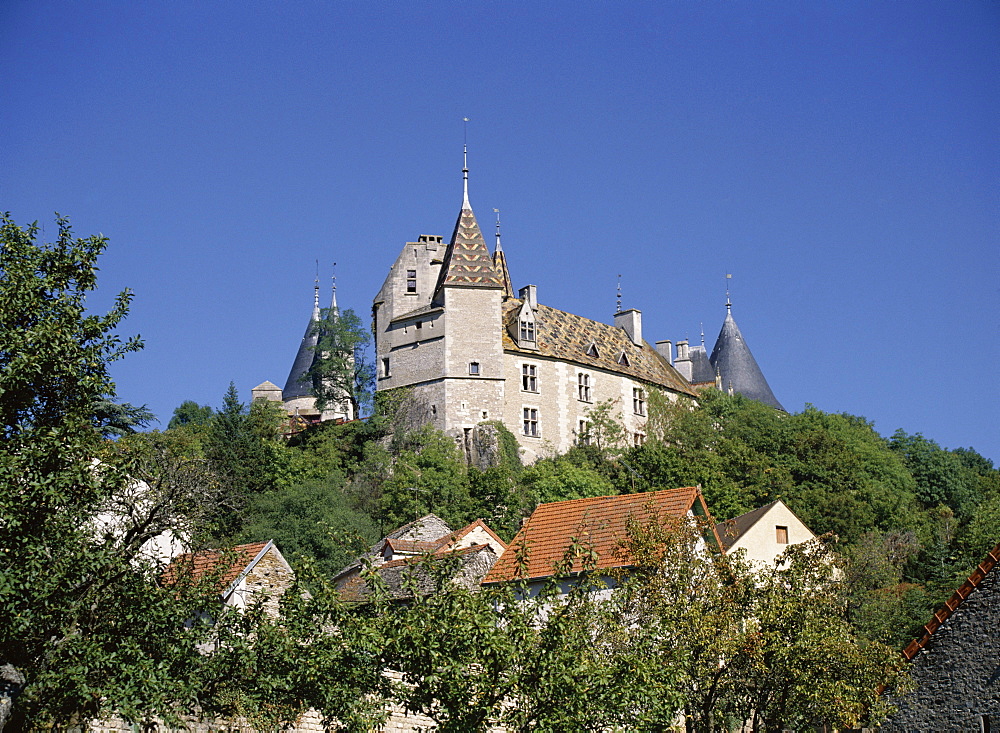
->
676, 340, 689, 360
656, 340, 673, 365
614, 308, 642, 346
673, 340, 692, 380
518, 284, 538, 310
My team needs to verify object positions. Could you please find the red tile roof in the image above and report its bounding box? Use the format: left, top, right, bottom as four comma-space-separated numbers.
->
902, 541, 1000, 660
483, 487, 717, 583
162, 541, 269, 592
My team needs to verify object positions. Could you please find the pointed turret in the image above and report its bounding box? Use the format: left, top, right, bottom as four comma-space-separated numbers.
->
282, 281, 321, 401
432, 147, 504, 305
708, 301, 784, 410
492, 208, 514, 300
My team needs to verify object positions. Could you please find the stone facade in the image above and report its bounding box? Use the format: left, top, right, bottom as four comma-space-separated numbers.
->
882, 547, 1000, 731
373, 180, 697, 464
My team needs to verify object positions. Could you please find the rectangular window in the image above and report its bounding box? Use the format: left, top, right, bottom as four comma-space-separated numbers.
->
578, 420, 591, 446
578, 373, 591, 402
469, 361, 480, 375
521, 364, 537, 392
406, 269, 417, 293
776, 526, 789, 544
415, 320, 422, 329
633, 432, 645, 447
520, 319, 535, 342
522, 408, 539, 437
633, 387, 646, 416
381, 357, 390, 377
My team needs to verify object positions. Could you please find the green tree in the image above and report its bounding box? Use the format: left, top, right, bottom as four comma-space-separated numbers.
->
307, 306, 376, 419
167, 399, 214, 429
0, 214, 222, 728
203, 383, 292, 540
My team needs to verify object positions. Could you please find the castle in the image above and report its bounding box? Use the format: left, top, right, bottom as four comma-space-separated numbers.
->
255, 152, 782, 455
369, 151, 783, 462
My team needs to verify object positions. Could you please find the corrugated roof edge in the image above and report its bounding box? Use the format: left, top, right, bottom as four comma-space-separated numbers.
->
902, 540, 1000, 660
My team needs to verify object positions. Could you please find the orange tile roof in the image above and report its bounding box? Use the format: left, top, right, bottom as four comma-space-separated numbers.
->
162, 541, 269, 592
483, 487, 715, 583
902, 540, 1000, 660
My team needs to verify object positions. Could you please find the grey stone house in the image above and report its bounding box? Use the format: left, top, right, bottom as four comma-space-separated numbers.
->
882, 541, 1000, 731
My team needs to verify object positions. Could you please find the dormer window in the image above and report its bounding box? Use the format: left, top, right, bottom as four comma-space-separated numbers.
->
516, 301, 537, 349
586, 342, 600, 358
618, 351, 631, 367
520, 319, 535, 342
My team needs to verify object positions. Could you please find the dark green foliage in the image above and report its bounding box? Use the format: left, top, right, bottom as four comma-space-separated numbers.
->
167, 399, 214, 429
240, 476, 378, 578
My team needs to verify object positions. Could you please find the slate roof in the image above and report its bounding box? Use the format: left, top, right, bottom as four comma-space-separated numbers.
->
502, 299, 696, 396
432, 203, 504, 299
483, 487, 718, 583
687, 344, 717, 385
163, 541, 271, 592
903, 541, 1000, 660
283, 288, 320, 400
714, 500, 781, 551
709, 309, 784, 410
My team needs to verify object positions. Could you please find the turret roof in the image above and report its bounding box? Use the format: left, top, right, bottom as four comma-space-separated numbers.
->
432, 167, 504, 302
709, 308, 784, 410
282, 286, 320, 400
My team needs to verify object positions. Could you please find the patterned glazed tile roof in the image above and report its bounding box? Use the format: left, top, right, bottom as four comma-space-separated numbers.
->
163, 541, 270, 591
502, 299, 696, 396
483, 487, 717, 583
433, 205, 504, 295
710, 309, 784, 410
902, 540, 1000, 660
493, 247, 514, 299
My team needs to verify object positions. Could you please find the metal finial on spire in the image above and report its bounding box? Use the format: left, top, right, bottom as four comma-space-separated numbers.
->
313, 259, 320, 310
700, 323, 705, 347
462, 117, 470, 208
493, 208, 502, 252
331, 261, 338, 311
725, 273, 733, 312
616, 274, 622, 313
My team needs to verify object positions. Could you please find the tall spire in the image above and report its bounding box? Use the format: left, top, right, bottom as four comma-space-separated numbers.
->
431, 142, 504, 303
492, 208, 514, 299
462, 117, 471, 209
284, 276, 323, 401
330, 261, 338, 313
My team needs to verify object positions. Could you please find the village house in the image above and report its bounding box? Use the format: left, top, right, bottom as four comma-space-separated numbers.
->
715, 499, 815, 568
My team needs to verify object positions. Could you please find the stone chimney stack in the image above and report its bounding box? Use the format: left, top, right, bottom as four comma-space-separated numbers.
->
674, 340, 692, 380
518, 284, 538, 310
656, 340, 673, 365
614, 308, 642, 346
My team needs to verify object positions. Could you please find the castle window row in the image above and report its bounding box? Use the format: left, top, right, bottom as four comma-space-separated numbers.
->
522, 408, 539, 437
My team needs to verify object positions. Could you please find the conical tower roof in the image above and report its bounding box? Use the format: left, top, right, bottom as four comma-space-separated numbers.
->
492, 209, 514, 299
709, 306, 784, 410
432, 151, 504, 304
282, 284, 320, 400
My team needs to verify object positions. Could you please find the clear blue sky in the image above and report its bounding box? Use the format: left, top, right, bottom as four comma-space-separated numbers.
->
3, 1, 998, 462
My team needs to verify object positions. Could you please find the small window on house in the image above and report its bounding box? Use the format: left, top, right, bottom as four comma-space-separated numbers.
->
406, 270, 417, 293
382, 357, 390, 377
431, 404, 437, 416
482, 410, 488, 420
520, 318, 535, 343
633, 387, 646, 416
469, 361, 480, 375
522, 364, 538, 392
618, 351, 631, 367
586, 342, 600, 358
578, 420, 591, 446
415, 320, 422, 329
633, 432, 645, 447
578, 373, 591, 402
522, 408, 539, 437
776, 526, 789, 544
